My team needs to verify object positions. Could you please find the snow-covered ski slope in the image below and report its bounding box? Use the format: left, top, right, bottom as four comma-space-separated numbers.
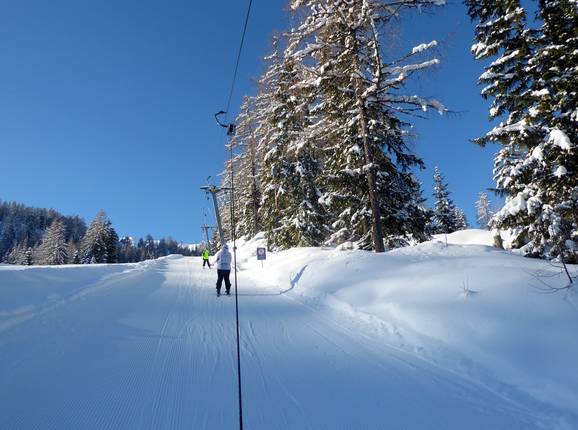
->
1, 230, 577, 429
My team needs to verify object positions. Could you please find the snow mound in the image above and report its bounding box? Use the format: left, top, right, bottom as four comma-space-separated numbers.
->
433, 228, 494, 245
0, 260, 157, 333
234, 230, 578, 422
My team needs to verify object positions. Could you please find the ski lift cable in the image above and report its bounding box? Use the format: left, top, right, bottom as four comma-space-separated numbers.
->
225, 0, 253, 121
221, 2, 253, 430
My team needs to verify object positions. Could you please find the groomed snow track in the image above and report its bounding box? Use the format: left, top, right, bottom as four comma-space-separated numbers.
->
0, 256, 559, 429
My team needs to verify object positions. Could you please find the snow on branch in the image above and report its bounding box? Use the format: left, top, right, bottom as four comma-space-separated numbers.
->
548, 128, 573, 151
411, 40, 438, 55
487, 120, 532, 137
388, 59, 440, 76
490, 49, 521, 67
383, 94, 446, 114
471, 42, 500, 58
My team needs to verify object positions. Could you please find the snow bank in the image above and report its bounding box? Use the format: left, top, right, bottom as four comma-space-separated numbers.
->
433, 228, 494, 245
0, 259, 161, 332
233, 230, 578, 421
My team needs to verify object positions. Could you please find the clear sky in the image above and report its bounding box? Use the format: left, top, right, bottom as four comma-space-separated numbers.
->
0, 0, 500, 244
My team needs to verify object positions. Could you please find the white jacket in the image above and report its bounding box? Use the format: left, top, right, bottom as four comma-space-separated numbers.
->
215, 246, 232, 270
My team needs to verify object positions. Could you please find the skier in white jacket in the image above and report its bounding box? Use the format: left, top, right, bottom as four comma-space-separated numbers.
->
214, 244, 232, 296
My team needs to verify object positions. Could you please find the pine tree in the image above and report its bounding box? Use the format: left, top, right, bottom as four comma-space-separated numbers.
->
66, 241, 79, 264
432, 167, 459, 234
4, 240, 27, 264
467, 0, 578, 262
454, 208, 469, 231
511, 0, 578, 262
80, 210, 112, 264
70, 247, 80, 264
36, 220, 68, 265
257, 42, 297, 248
22, 247, 33, 266
143, 234, 156, 260
136, 238, 146, 260
215, 155, 236, 245
256, 40, 328, 249
288, 0, 445, 251
104, 222, 118, 263
118, 236, 136, 262
475, 192, 493, 229
287, 141, 328, 247
230, 96, 263, 239
465, 0, 532, 129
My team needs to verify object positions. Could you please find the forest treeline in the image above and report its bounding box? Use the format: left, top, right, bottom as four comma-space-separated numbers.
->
215, 0, 576, 263
0, 201, 196, 265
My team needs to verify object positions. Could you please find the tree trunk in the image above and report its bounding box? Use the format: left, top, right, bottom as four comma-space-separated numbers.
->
355, 75, 385, 253
250, 138, 260, 236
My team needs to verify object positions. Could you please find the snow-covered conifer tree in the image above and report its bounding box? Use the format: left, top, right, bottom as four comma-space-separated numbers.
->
475, 192, 493, 229
465, 0, 532, 131
257, 40, 327, 249
104, 222, 118, 263
230, 96, 263, 239
36, 220, 68, 265
143, 234, 156, 260
69, 244, 80, 264
80, 210, 114, 264
288, 0, 445, 251
4, 240, 27, 264
216, 159, 235, 244
509, 0, 578, 262
467, 0, 577, 262
23, 247, 33, 266
454, 208, 469, 231
432, 167, 459, 234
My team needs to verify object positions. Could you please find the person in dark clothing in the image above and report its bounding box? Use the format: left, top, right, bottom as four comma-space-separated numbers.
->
214, 244, 232, 296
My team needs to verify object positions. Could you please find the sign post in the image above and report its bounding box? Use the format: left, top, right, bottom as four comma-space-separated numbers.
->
256, 247, 266, 268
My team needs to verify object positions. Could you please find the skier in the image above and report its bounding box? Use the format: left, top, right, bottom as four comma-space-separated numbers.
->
214, 244, 232, 296
202, 248, 211, 269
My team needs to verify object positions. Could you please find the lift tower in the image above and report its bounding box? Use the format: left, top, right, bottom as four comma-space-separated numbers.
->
200, 185, 232, 246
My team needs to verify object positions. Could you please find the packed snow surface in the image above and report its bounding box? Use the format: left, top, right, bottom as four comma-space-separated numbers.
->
1, 230, 577, 429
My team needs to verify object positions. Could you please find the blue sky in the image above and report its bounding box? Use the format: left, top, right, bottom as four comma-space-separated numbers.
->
0, 0, 500, 244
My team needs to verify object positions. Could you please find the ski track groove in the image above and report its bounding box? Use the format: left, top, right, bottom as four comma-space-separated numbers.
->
242, 318, 310, 430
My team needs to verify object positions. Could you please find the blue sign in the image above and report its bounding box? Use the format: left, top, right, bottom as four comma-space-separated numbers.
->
256, 247, 266, 261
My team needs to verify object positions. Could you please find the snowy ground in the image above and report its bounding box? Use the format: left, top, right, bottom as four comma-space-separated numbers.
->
1, 230, 577, 429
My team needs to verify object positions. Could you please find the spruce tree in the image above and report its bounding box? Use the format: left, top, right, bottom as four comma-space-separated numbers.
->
432, 167, 459, 234
66, 241, 79, 264
4, 240, 27, 264
215, 157, 235, 245
465, 0, 532, 129
104, 222, 119, 263
118, 236, 136, 262
143, 234, 156, 260
136, 238, 146, 260
454, 208, 469, 231
230, 96, 263, 239
513, 0, 578, 262
22, 247, 33, 266
467, 0, 578, 262
475, 192, 493, 229
80, 210, 112, 264
288, 0, 445, 251
257, 42, 327, 249
36, 220, 68, 265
